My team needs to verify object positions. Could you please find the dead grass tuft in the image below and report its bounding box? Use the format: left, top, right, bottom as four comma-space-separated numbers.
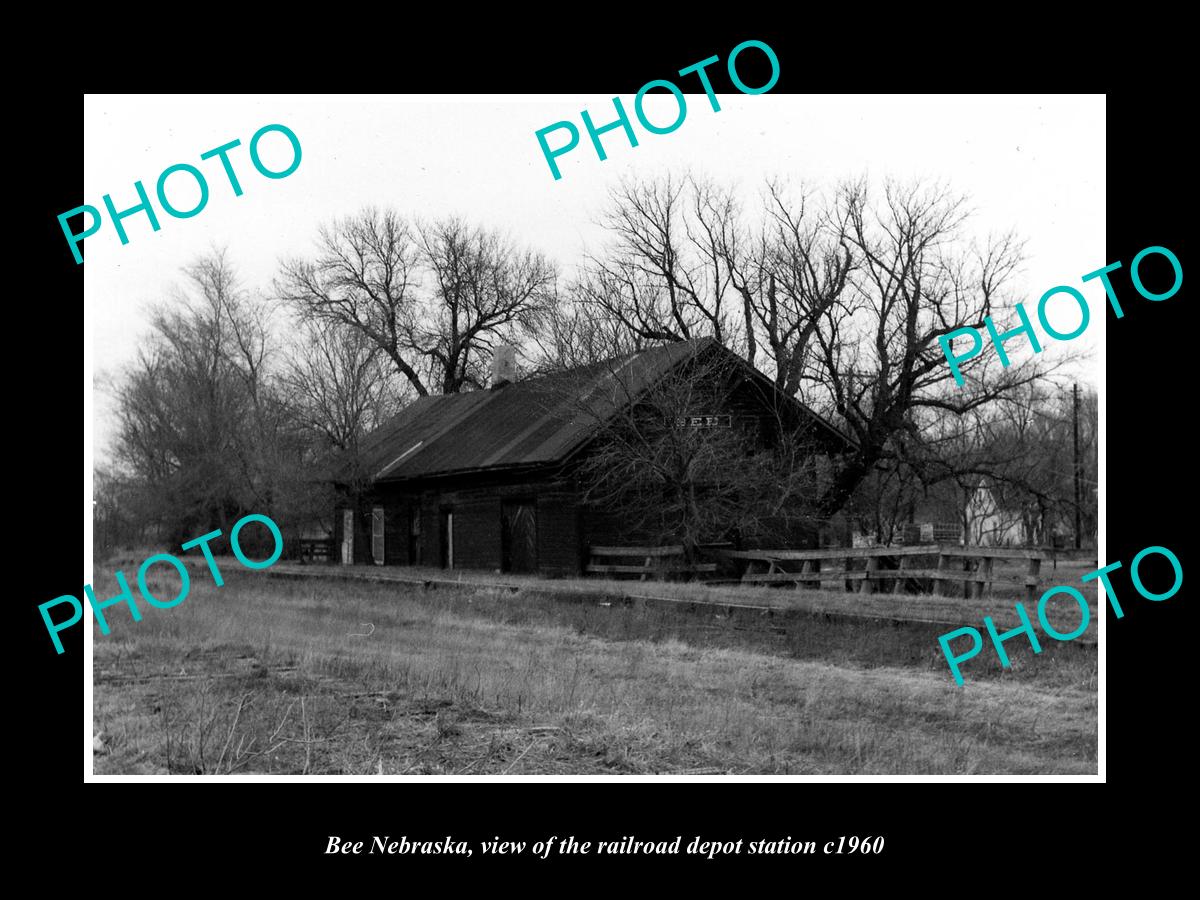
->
92, 564, 1096, 775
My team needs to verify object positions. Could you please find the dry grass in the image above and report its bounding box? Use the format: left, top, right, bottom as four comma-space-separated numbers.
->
269, 557, 1101, 640
90, 559, 1097, 776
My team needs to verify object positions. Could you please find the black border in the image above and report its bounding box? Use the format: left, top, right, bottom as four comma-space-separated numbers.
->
27, 23, 1190, 883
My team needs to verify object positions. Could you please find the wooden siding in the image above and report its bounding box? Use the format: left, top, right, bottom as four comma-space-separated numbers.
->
536, 492, 582, 577
452, 497, 503, 571
335, 343, 844, 577
349, 475, 583, 576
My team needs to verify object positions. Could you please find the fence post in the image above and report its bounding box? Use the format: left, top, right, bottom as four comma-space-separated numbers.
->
1026, 554, 1041, 604
969, 556, 982, 598
860, 554, 879, 595
936, 550, 951, 597
980, 555, 994, 597
892, 554, 907, 595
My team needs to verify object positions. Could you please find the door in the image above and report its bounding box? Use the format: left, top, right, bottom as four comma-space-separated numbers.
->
371, 507, 385, 566
501, 499, 538, 574
341, 509, 354, 564
439, 509, 454, 569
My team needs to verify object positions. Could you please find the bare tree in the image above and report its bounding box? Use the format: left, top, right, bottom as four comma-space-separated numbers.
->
575, 175, 852, 397
276, 208, 428, 394
276, 320, 412, 527
715, 178, 855, 396
577, 175, 741, 349
570, 344, 828, 558
841, 457, 929, 547
568, 175, 1068, 525
278, 209, 557, 396
94, 463, 156, 554
802, 178, 1068, 517
936, 381, 1098, 546
526, 286, 642, 373
415, 217, 557, 392
281, 321, 409, 455
112, 250, 283, 540
844, 377, 1099, 548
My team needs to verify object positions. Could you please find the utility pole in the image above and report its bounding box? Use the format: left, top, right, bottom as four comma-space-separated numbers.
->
1073, 383, 1082, 550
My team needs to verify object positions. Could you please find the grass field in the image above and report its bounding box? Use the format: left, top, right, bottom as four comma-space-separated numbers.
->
275, 558, 1101, 640
91, 556, 1098, 776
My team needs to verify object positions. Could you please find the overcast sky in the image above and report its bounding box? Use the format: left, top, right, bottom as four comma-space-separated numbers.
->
84, 93, 1105, 459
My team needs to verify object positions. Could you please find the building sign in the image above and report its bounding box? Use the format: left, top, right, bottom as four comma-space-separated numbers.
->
673, 414, 732, 428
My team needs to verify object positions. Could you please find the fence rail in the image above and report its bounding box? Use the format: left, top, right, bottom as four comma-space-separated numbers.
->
586, 545, 717, 581
721, 545, 1044, 600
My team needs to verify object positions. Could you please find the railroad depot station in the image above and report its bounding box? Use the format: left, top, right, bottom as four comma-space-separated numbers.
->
331, 339, 850, 578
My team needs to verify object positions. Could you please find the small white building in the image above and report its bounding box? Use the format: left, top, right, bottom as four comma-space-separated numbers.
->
966, 485, 1026, 547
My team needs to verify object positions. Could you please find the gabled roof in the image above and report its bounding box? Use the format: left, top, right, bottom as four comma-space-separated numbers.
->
350, 338, 852, 484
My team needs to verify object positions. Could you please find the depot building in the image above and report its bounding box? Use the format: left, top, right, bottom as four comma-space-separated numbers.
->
331, 338, 849, 577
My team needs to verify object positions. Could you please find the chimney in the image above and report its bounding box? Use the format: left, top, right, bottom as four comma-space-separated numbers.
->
490, 345, 517, 389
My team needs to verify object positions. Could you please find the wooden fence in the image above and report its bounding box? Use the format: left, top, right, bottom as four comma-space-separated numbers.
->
586, 545, 718, 581
721, 545, 1044, 601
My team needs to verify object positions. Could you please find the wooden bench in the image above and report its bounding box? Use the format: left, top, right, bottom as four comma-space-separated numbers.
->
586, 545, 718, 582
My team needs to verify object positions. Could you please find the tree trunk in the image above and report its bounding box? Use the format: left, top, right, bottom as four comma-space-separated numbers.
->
814, 455, 874, 520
